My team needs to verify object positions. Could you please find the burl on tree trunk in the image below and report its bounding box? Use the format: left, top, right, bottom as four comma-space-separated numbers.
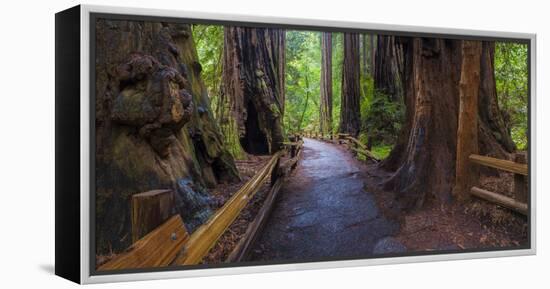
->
320, 32, 333, 136
94, 20, 239, 254
339, 32, 361, 137
383, 38, 515, 210
223, 26, 285, 155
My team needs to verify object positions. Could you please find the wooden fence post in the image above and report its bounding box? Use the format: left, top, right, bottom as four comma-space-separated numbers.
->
131, 189, 175, 243
514, 152, 528, 204
453, 40, 482, 202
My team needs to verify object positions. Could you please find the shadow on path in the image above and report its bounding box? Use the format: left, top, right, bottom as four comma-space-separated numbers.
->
248, 138, 399, 262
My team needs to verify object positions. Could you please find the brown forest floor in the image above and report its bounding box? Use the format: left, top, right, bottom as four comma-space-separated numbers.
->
363, 163, 528, 252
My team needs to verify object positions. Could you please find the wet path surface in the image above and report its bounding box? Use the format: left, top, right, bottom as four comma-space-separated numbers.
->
248, 138, 399, 262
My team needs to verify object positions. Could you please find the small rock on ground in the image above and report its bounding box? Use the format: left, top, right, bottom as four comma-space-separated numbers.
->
373, 237, 407, 255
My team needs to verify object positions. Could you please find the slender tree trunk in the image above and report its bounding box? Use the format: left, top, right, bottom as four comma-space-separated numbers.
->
370, 35, 376, 77
338, 32, 361, 137
320, 32, 333, 136
362, 34, 368, 76
277, 31, 286, 116
223, 27, 285, 155
454, 41, 482, 202
298, 68, 311, 131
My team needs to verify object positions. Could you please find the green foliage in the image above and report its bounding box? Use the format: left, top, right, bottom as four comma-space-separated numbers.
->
284, 31, 322, 134
192, 24, 224, 116
361, 89, 404, 146
370, 144, 393, 160
193, 25, 246, 159
359, 74, 374, 126
356, 132, 391, 160
494, 42, 529, 150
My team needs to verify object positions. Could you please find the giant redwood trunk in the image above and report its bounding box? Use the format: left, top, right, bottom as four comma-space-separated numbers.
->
223, 27, 285, 155
339, 33, 361, 137
94, 20, 239, 255
383, 38, 516, 210
383, 38, 462, 210
320, 32, 333, 136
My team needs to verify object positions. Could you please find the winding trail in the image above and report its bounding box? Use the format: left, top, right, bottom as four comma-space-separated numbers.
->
248, 138, 399, 262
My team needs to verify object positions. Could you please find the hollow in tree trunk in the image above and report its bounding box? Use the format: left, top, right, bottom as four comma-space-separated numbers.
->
223, 27, 285, 155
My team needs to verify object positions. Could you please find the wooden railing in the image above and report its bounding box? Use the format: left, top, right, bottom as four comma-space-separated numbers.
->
174, 150, 284, 265
341, 135, 380, 163
226, 140, 304, 262
301, 132, 379, 163
98, 138, 304, 270
469, 154, 527, 176
469, 153, 528, 215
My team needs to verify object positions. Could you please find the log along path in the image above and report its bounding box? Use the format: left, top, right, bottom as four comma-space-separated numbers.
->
248, 138, 401, 262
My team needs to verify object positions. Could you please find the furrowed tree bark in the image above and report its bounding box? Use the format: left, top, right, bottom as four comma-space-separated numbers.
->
453, 40, 482, 202
338, 33, 361, 137
223, 27, 285, 155
374, 35, 406, 101
383, 38, 462, 210
320, 32, 333, 136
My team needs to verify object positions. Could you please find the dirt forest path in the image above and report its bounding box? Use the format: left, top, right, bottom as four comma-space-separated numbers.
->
248, 138, 402, 262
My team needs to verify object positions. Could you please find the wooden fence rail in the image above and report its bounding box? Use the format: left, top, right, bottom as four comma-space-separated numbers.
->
469, 154, 528, 176
174, 150, 284, 265
99, 138, 304, 270
468, 153, 528, 215
470, 186, 528, 215
344, 136, 379, 163
226, 140, 304, 262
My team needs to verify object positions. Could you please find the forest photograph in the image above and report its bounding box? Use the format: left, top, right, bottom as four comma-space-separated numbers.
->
92, 17, 530, 272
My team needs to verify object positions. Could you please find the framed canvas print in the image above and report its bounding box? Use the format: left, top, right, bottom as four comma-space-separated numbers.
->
55, 4, 536, 284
